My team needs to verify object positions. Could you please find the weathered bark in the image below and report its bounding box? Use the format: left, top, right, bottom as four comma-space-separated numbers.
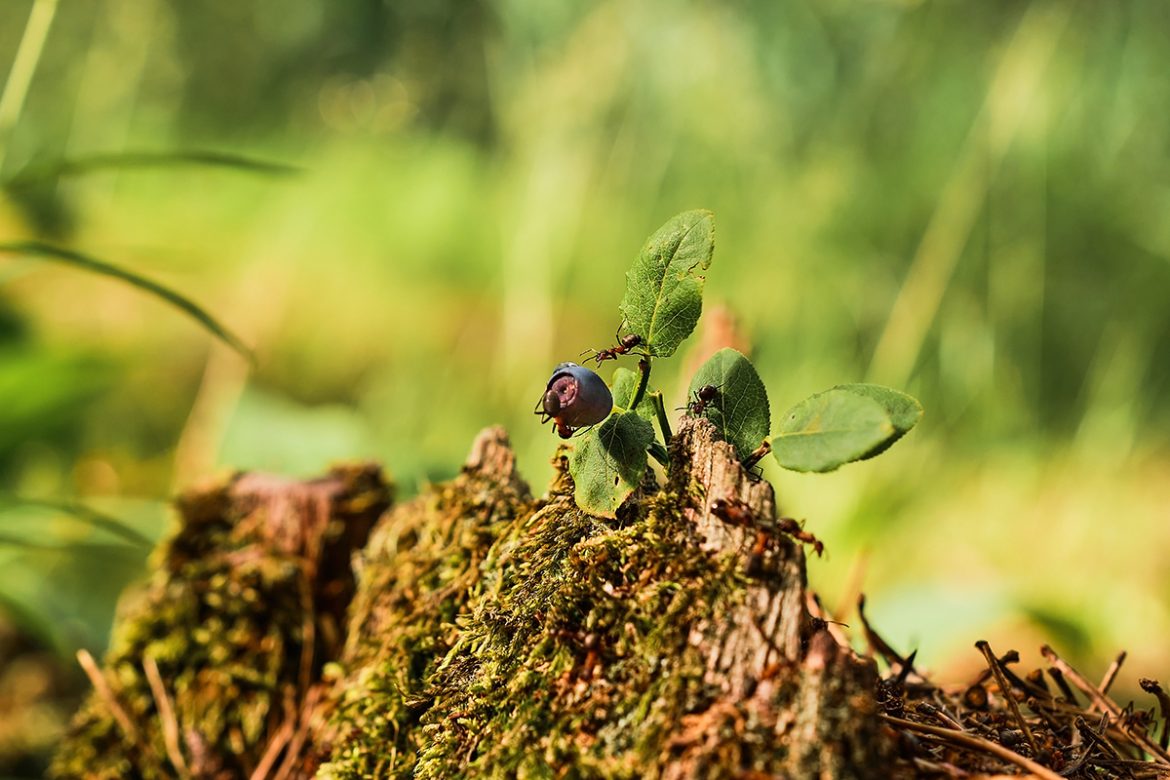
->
665, 420, 887, 779
54, 421, 890, 779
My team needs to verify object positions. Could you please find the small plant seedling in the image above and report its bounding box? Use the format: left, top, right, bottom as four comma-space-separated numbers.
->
542, 209, 923, 519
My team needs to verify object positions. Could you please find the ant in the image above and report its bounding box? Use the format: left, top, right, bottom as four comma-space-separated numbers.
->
777, 517, 824, 558
710, 497, 825, 563
687, 384, 721, 416
709, 497, 774, 575
581, 324, 645, 366
677, 384, 721, 418
745, 529, 772, 577
534, 390, 576, 439
709, 497, 755, 527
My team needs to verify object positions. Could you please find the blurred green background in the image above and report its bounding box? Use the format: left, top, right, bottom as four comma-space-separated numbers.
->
2, 0, 1170, 770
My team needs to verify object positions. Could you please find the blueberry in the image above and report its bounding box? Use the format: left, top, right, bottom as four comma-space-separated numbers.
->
535, 362, 614, 437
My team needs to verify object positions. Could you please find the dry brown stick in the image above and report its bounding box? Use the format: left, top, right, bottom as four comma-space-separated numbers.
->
249, 692, 296, 780
967, 648, 1049, 701
1095, 765, 1170, 780
859, 594, 919, 680
909, 756, 969, 777
273, 685, 322, 780
1042, 645, 1170, 765
1025, 696, 1067, 732
1047, 666, 1079, 704
142, 655, 191, 779
1074, 715, 1136, 774
915, 701, 965, 732
976, 640, 1038, 756
880, 715, 1064, 780
76, 649, 140, 745
1139, 679, 1170, 752
1098, 651, 1128, 701
996, 651, 1052, 701
929, 692, 969, 732
1042, 644, 1122, 716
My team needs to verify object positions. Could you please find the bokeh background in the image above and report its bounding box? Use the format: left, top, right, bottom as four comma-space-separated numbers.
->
2, 0, 1170, 772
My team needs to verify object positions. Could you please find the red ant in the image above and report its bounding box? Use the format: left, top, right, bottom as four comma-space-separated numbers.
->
777, 517, 824, 558
535, 391, 575, 439
683, 383, 720, 413
581, 324, 645, 366
682, 384, 721, 416
745, 529, 772, 577
709, 497, 755, 527
710, 497, 825, 563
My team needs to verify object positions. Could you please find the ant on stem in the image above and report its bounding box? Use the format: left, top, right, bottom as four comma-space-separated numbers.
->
581, 323, 645, 366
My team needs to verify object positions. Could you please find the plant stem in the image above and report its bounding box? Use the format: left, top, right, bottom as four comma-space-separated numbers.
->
650, 391, 672, 447
648, 441, 669, 467
630, 357, 651, 410
0, 0, 59, 172
742, 440, 771, 469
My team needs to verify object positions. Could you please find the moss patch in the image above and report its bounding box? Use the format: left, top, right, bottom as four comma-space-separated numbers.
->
50, 465, 390, 780
318, 448, 779, 778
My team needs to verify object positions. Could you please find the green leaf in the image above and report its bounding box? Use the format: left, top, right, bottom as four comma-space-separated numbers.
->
0, 241, 254, 361
833, 383, 923, 459
773, 388, 895, 473
610, 367, 657, 424
618, 210, 714, 358
687, 348, 770, 461
567, 410, 654, 518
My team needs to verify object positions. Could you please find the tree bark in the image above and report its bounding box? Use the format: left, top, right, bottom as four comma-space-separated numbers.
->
53, 421, 891, 779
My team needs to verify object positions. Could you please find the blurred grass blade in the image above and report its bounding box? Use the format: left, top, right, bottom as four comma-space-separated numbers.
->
0, 240, 254, 361
4, 149, 300, 188
0, 496, 154, 549
0, 534, 149, 555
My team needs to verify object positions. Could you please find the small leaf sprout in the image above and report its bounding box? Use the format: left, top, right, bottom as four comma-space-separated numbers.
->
541, 210, 922, 517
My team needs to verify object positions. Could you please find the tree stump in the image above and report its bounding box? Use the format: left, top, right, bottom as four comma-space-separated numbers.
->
53, 420, 891, 778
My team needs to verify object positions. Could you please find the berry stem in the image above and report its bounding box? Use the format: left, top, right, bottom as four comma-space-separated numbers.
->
630, 357, 651, 411
650, 391, 672, 447
648, 440, 669, 467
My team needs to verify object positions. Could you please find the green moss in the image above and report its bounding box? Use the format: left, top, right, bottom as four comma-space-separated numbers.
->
50, 465, 390, 779
318, 451, 774, 778
317, 449, 535, 779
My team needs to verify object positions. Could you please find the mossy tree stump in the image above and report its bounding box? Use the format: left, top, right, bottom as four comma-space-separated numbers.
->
54, 419, 890, 779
